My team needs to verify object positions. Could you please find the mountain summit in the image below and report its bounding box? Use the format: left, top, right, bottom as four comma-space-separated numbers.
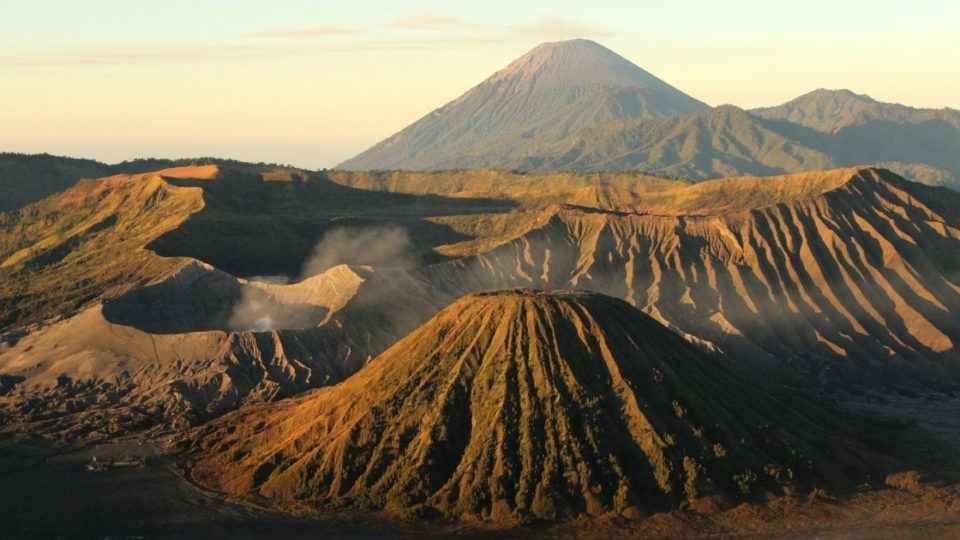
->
338, 39, 707, 171
485, 39, 700, 95
754, 87, 960, 132
753, 88, 887, 132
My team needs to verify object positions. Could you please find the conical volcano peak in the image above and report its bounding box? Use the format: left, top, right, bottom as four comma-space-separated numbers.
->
338, 40, 706, 171
188, 289, 881, 522
530, 37, 606, 52
489, 38, 676, 93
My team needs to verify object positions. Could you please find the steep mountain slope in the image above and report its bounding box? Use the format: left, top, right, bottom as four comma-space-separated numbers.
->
0, 164, 536, 441
338, 39, 707, 171
462, 168, 960, 386
187, 289, 883, 522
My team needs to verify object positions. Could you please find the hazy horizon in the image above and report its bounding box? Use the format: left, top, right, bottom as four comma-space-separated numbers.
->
2, 0, 958, 169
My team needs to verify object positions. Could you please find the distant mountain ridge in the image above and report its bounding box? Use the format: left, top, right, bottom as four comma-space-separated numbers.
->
459, 104, 837, 180
752, 89, 960, 187
338, 40, 960, 190
0, 153, 305, 213
753, 88, 960, 133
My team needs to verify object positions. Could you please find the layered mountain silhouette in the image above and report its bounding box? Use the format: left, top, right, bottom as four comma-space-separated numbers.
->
187, 289, 880, 522
753, 89, 960, 187
754, 88, 960, 133
339, 41, 960, 189
338, 39, 707, 171
478, 94, 960, 186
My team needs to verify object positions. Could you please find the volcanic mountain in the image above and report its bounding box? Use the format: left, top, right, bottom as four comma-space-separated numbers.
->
187, 289, 882, 522
339, 42, 960, 190
338, 39, 707, 171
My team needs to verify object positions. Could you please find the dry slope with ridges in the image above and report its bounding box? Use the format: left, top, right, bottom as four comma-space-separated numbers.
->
0, 261, 411, 443
325, 167, 960, 387
187, 289, 884, 523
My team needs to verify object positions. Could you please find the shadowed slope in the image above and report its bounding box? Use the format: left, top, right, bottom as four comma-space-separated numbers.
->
0, 165, 516, 440
0, 153, 110, 212
0, 153, 282, 213
189, 290, 883, 523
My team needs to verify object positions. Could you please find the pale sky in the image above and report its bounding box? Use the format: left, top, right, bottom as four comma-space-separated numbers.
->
1, 0, 957, 169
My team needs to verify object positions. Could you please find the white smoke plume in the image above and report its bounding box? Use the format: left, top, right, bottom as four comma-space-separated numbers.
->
227, 226, 415, 332
300, 226, 415, 278
227, 292, 274, 332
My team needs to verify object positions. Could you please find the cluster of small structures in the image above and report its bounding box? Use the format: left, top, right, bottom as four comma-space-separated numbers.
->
85, 455, 147, 472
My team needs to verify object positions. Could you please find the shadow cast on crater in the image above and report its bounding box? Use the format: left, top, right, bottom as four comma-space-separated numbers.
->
146, 170, 518, 278
101, 264, 330, 335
